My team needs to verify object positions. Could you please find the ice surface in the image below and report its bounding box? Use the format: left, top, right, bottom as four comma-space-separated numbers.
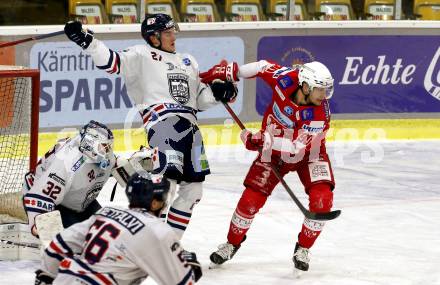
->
1, 141, 440, 285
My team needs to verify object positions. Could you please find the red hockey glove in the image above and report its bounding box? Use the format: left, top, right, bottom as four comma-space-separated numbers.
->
240, 130, 268, 151
200, 60, 239, 84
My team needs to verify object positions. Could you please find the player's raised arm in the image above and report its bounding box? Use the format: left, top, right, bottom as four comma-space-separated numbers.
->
64, 21, 140, 77
200, 59, 279, 83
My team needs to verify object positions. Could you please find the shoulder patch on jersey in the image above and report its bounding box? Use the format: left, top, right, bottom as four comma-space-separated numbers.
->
277, 75, 294, 89
48, 173, 66, 186
284, 106, 294, 116
300, 108, 314, 121
71, 156, 86, 172
168, 73, 190, 105
182, 58, 191, 66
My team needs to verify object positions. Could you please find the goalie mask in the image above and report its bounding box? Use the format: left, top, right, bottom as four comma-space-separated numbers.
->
141, 13, 179, 49
298, 61, 334, 99
79, 120, 114, 168
125, 172, 170, 216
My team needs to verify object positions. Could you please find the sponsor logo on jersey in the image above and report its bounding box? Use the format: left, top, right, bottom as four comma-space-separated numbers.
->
284, 106, 294, 116
323, 100, 330, 120
273, 103, 294, 128
309, 161, 331, 182
166, 62, 174, 70
98, 207, 145, 234
182, 58, 191, 66
300, 108, 314, 120
277, 75, 294, 89
82, 182, 104, 209
301, 121, 325, 133
71, 156, 86, 172
272, 67, 292, 78
24, 198, 55, 212
165, 150, 184, 166
48, 173, 66, 186
168, 73, 190, 105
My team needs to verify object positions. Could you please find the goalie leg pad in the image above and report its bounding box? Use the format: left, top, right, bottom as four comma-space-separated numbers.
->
35, 210, 64, 249
166, 182, 203, 239
227, 187, 268, 246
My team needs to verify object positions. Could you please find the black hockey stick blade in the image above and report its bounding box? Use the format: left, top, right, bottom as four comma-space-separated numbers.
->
304, 209, 341, 221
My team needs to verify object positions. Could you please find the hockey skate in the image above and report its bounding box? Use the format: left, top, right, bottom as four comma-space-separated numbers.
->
209, 236, 246, 267
292, 242, 310, 272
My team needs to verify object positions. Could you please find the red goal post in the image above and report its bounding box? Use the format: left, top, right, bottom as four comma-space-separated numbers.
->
0, 66, 40, 223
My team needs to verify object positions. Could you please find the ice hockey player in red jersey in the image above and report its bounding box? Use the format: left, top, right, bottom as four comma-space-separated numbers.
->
200, 60, 335, 271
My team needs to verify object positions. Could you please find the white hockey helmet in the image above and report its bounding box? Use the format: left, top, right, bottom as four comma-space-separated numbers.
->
298, 61, 334, 99
79, 120, 114, 168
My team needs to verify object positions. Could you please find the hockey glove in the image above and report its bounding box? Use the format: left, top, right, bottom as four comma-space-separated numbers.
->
200, 60, 239, 84
34, 269, 54, 285
210, 80, 238, 103
240, 130, 274, 152
181, 251, 202, 282
64, 21, 94, 49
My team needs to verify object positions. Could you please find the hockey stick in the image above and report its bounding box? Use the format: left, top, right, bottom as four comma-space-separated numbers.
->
0, 30, 64, 49
222, 102, 341, 221
0, 238, 40, 249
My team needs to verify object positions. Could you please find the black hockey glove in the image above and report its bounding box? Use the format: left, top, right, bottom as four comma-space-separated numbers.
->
209, 80, 238, 103
64, 21, 94, 49
34, 269, 54, 285
181, 251, 202, 282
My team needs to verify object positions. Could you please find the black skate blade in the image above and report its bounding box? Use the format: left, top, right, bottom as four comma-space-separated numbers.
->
209, 262, 221, 269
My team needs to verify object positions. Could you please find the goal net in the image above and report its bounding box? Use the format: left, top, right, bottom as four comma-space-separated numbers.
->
0, 66, 40, 224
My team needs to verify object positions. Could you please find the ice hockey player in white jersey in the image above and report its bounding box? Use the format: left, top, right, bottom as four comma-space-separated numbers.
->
23, 120, 155, 238
34, 173, 202, 285
22, 120, 116, 238
64, 14, 238, 239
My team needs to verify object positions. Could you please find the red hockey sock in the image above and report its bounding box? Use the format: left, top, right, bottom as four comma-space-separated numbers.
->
298, 183, 333, 248
227, 187, 268, 246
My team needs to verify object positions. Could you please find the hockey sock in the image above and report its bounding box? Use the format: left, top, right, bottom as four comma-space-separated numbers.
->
227, 187, 268, 246
298, 183, 333, 248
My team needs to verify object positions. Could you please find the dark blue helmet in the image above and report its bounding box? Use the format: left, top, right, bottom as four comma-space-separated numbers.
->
125, 173, 170, 214
141, 13, 178, 44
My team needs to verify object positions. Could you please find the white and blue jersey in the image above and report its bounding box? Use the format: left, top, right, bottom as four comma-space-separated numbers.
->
41, 206, 196, 285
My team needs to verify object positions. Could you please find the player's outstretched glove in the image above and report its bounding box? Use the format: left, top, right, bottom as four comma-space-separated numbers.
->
181, 251, 202, 282
34, 269, 54, 285
210, 80, 238, 103
64, 21, 94, 49
200, 60, 239, 84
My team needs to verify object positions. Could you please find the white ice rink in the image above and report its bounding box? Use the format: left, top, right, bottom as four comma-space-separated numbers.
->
1, 140, 440, 285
